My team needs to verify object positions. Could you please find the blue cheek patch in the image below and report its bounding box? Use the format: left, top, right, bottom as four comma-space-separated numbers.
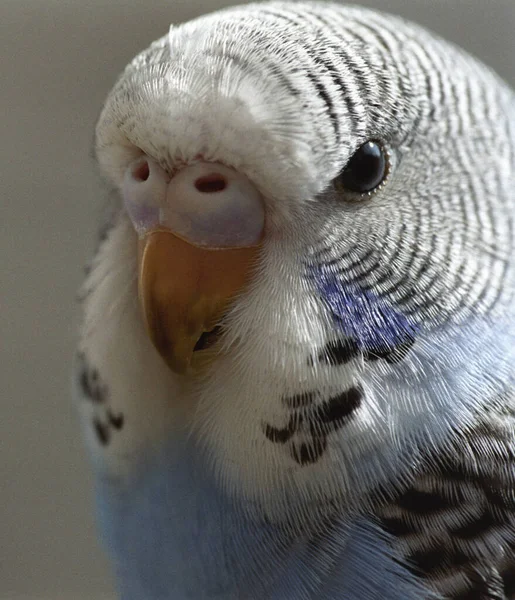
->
310, 266, 419, 352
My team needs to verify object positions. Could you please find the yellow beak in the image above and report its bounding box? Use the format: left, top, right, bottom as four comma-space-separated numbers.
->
138, 229, 260, 374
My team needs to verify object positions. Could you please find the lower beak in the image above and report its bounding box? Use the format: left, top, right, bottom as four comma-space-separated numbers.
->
138, 229, 260, 374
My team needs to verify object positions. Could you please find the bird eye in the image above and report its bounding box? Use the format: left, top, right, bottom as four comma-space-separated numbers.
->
334, 140, 389, 195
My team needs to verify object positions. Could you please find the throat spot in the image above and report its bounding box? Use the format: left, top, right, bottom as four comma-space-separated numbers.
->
263, 386, 363, 465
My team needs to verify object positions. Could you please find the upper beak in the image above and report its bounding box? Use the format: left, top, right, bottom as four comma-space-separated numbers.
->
123, 158, 265, 374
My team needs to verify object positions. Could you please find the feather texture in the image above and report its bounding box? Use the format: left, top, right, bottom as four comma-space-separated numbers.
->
77, 2, 515, 597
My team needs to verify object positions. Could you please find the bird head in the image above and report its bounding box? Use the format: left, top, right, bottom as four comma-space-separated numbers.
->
87, 2, 515, 516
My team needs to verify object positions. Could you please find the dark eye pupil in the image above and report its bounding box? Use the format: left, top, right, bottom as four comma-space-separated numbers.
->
336, 141, 387, 193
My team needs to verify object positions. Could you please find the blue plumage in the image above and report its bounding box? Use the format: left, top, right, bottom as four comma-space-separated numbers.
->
96, 435, 436, 600
311, 265, 419, 352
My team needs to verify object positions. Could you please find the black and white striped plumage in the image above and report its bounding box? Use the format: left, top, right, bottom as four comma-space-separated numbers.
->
76, 3, 515, 598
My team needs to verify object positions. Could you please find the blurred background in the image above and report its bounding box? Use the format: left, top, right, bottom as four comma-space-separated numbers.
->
1, 0, 515, 598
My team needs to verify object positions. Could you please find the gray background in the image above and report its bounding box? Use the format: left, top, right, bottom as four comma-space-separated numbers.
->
2, 0, 514, 598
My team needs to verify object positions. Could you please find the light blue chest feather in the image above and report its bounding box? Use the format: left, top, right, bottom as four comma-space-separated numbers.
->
96, 436, 436, 600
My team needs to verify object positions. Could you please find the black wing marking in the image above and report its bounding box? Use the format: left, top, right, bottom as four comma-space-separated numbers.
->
75, 351, 125, 447
377, 405, 515, 599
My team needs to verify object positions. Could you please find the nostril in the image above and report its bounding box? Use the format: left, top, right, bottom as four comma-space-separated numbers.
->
194, 173, 227, 194
132, 160, 150, 182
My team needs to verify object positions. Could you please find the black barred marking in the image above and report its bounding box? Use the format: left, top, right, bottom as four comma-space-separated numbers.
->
437, 458, 471, 483
291, 437, 327, 466
262, 6, 358, 143
381, 516, 419, 537
317, 245, 378, 273
108, 410, 124, 430
397, 488, 454, 513
306, 71, 340, 142
318, 339, 358, 365
369, 224, 407, 289
407, 547, 470, 578
315, 335, 415, 367
407, 548, 445, 575
501, 561, 515, 596
264, 417, 297, 444
79, 352, 125, 448
455, 568, 507, 600
93, 418, 110, 446
92, 410, 125, 447
451, 510, 504, 540
377, 413, 515, 600
484, 487, 515, 512
282, 392, 315, 409
78, 353, 108, 404
264, 387, 362, 465
316, 42, 368, 131
202, 46, 300, 100
315, 387, 362, 424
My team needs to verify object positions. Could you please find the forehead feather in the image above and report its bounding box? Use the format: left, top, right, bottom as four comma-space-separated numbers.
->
94, 2, 434, 196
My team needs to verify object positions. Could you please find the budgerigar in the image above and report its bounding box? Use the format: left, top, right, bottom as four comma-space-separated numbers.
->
74, 2, 515, 598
